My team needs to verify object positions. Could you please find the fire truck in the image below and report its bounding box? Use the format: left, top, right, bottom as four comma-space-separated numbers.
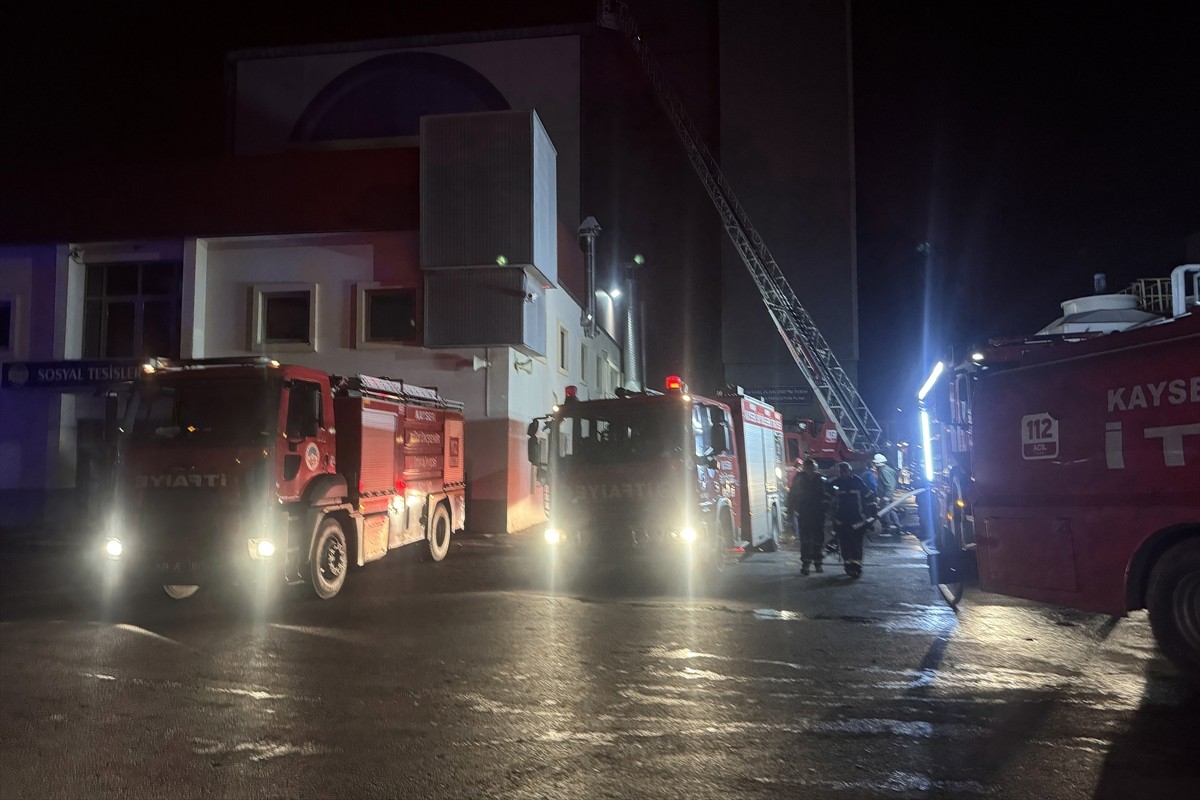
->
922, 300, 1200, 679
783, 417, 873, 482
101, 357, 466, 600
526, 377, 785, 574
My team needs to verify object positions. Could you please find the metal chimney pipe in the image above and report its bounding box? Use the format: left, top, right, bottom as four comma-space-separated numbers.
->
623, 254, 645, 390
578, 217, 601, 338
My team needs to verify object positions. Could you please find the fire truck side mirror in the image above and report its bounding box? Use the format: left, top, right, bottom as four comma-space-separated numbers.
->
526, 421, 547, 466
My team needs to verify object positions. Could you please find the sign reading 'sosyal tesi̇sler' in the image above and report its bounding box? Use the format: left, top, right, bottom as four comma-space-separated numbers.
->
1, 360, 144, 389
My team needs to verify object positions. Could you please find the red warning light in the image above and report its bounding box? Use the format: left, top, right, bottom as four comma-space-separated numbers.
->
565, 384, 578, 399
665, 375, 683, 392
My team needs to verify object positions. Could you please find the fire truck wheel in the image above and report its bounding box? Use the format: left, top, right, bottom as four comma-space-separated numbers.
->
1146, 538, 1200, 681
162, 584, 199, 600
701, 514, 735, 580
423, 502, 452, 562
309, 517, 348, 600
759, 511, 781, 553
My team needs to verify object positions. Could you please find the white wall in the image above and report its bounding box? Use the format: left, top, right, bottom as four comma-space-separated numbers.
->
200, 233, 491, 415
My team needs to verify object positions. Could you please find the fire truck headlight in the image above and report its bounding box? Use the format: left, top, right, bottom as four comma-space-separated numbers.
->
544, 528, 563, 545
104, 538, 124, 559
679, 527, 698, 543
248, 538, 276, 559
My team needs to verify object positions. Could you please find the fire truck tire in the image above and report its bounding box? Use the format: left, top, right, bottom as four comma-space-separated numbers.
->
162, 585, 199, 600
703, 512, 735, 579
935, 523, 966, 609
1146, 538, 1200, 681
759, 510, 781, 553
423, 502, 452, 562
308, 517, 348, 600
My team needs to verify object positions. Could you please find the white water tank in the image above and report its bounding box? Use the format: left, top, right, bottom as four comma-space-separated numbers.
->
1037, 294, 1160, 335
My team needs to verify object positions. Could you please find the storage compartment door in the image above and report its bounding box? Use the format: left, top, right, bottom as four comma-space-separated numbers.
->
360, 408, 397, 494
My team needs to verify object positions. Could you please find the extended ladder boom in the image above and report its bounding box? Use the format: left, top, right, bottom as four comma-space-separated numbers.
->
599, 0, 881, 452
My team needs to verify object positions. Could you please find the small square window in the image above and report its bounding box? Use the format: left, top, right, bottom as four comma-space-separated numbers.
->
356, 284, 418, 348
264, 291, 311, 343
253, 283, 317, 352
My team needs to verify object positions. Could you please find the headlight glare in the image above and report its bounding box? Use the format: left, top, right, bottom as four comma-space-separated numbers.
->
679, 527, 698, 543
105, 538, 123, 559
248, 538, 276, 559
544, 528, 563, 544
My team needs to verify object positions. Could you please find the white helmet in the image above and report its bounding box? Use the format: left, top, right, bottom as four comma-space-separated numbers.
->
872, 453, 887, 465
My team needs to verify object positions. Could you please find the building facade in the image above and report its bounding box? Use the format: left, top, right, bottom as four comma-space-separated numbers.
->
1, 6, 861, 535
0, 31, 621, 536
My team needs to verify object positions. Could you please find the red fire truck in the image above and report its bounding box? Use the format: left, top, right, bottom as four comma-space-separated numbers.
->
923, 311, 1200, 678
101, 357, 466, 600
526, 377, 785, 574
783, 417, 872, 483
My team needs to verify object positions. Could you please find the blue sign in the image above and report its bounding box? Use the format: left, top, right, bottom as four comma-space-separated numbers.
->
2, 360, 144, 389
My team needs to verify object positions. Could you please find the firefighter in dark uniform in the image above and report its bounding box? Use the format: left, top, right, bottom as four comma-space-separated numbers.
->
829, 461, 876, 578
786, 457, 829, 575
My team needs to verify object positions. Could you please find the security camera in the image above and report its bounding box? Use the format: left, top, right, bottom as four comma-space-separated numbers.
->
524, 292, 538, 303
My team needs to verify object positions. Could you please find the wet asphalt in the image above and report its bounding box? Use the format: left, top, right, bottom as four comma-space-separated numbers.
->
0, 532, 1197, 800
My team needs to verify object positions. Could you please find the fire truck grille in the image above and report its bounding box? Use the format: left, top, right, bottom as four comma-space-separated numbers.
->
134, 490, 234, 557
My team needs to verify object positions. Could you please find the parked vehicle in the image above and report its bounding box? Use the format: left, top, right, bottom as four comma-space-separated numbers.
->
923, 270, 1199, 678
101, 357, 466, 600
527, 378, 785, 576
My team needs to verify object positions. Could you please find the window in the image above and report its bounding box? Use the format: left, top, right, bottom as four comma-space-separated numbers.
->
580, 343, 589, 384
0, 298, 12, 354
557, 323, 569, 375
83, 262, 182, 359
285, 381, 323, 439
253, 283, 317, 352
596, 354, 606, 396
357, 284, 418, 347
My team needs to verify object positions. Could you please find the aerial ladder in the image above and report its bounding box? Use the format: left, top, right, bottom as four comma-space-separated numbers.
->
599, 0, 883, 453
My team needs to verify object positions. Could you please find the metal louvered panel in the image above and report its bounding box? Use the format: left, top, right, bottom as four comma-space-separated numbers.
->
360, 407, 396, 494
743, 419, 767, 540
423, 267, 546, 356
420, 110, 558, 287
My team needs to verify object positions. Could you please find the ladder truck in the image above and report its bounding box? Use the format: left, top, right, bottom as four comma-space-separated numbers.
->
598, 0, 882, 456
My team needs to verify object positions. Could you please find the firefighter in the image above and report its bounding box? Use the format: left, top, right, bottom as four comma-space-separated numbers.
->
829, 461, 876, 578
786, 457, 829, 575
873, 453, 900, 534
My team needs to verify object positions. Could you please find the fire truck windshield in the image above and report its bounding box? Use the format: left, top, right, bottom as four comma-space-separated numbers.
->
123, 376, 281, 446
555, 405, 687, 465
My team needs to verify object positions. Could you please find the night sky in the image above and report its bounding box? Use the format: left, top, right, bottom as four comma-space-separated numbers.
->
4, 1, 1198, 436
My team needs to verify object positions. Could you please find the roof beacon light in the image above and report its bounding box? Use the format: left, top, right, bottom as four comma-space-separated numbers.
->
665, 375, 684, 393
565, 385, 579, 400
